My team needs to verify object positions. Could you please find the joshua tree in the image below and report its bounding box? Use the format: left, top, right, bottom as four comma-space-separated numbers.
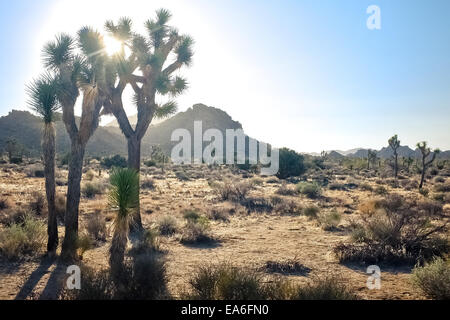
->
102, 10, 194, 230
417, 142, 440, 189
403, 156, 414, 173
5, 138, 23, 163
26, 74, 60, 255
367, 149, 377, 170
388, 135, 401, 178
108, 168, 139, 287
42, 31, 112, 260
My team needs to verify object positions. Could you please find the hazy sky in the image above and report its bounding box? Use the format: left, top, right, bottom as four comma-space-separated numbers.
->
0, 0, 449, 152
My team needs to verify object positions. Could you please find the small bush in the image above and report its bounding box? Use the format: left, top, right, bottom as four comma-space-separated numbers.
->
374, 186, 388, 195
207, 208, 230, 222
157, 215, 178, 236
82, 181, 105, 198
130, 228, 160, 255
0, 197, 12, 211
141, 177, 156, 190
180, 220, 215, 244
412, 257, 450, 300
292, 276, 357, 300
144, 159, 157, 167
29, 191, 45, 216
434, 183, 450, 193
328, 183, 347, 191
359, 183, 373, 191
303, 205, 320, 219
101, 155, 127, 169
419, 188, 429, 197
214, 180, 253, 203
264, 259, 311, 275
25, 164, 45, 178
0, 215, 46, 260
318, 210, 342, 231
275, 184, 298, 196
334, 194, 449, 265
84, 169, 96, 181
76, 233, 94, 259
276, 148, 306, 179
86, 213, 107, 241
296, 182, 321, 199
55, 193, 66, 223
273, 198, 302, 215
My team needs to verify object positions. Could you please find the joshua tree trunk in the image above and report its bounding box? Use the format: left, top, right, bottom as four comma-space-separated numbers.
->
419, 158, 426, 189
42, 123, 58, 254
127, 136, 143, 232
393, 153, 398, 178
61, 141, 85, 261
109, 226, 128, 288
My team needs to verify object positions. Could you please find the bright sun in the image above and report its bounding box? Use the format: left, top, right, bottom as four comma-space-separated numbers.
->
104, 36, 122, 56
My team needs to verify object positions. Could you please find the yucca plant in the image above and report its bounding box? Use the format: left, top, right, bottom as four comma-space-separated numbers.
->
26, 73, 60, 255
108, 168, 140, 286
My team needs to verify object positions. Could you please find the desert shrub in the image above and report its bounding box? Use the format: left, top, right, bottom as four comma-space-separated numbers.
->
251, 177, 264, 186
374, 186, 388, 195
359, 183, 373, 191
185, 264, 356, 300
86, 213, 107, 241
358, 199, 383, 216
328, 183, 347, 191
275, 183, 298, 196
273, 198, 302, 215
276, 148, 306, 179
263, 259, 311, 275
25, 164, 45, 178
419, 188, 429, 197
175, 170, 190, 181
59, 152, 70, 166
432, 193, 445, 202
84, 169, 96, 181
266, 176, 279, 184
183, 210, 202, 222
82, 181, 105, 198
434, 183, 450, 193
0, 215, 46, 260
334, 194, 449, 265
296, 182, 321, 199
412, 257, 450, 300
318, 210, 342, 231
292, 275, 357, 300
157, 215, 178, 235
141, 177, 156, 190
434, 176, 446, 184
116, 253, 169, 299
303, 205, 320, 219
144, 159, 157, 167
185, 264, 267, 300
213, 180, 253, 202
130, 228, 160, 255
65, 253, 168, 300
207, 208, 230, 222
180, 220, 215, 244
101, 155, 127, 169
76, 233, 94, 259
0, 197, 12, 211
29, 191, 45, 216
55, 193, 66, 223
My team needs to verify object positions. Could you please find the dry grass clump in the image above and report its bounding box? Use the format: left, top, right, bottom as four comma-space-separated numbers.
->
157, 215, 178, 236
141, 177, 156, 190
81, 180, 106, 198
335, 194, 449, 265
184, 264, 356, 300
64, 253, 169, 300
317, 210, 342, 231
271, 197, 302, 215
0, 214, 46, 260
434, 183, 450, 193
275, 183, 298, 196
303, 205, 320, 219
25, 164, 44, 178
263, 258, 311, 275
86, 213, 107, 241
29, 191, 46, 216
213, 179, 253, 202
296, 182, 321, 199
207, 207, 230, 222
412, 257, 450, 300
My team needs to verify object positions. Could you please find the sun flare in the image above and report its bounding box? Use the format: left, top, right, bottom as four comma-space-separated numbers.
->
104, 36, 122, 56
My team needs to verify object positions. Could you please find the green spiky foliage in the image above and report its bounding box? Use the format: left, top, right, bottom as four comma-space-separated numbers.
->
26, 73, 60, 254
388, 135, 401, 178
41, 27, 115, 261
101, 9, 194, 231
417, 142, 441, 189
108, 168, 140, 284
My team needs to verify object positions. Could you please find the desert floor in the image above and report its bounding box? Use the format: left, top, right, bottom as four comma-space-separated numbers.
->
1, 162, 448, 300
